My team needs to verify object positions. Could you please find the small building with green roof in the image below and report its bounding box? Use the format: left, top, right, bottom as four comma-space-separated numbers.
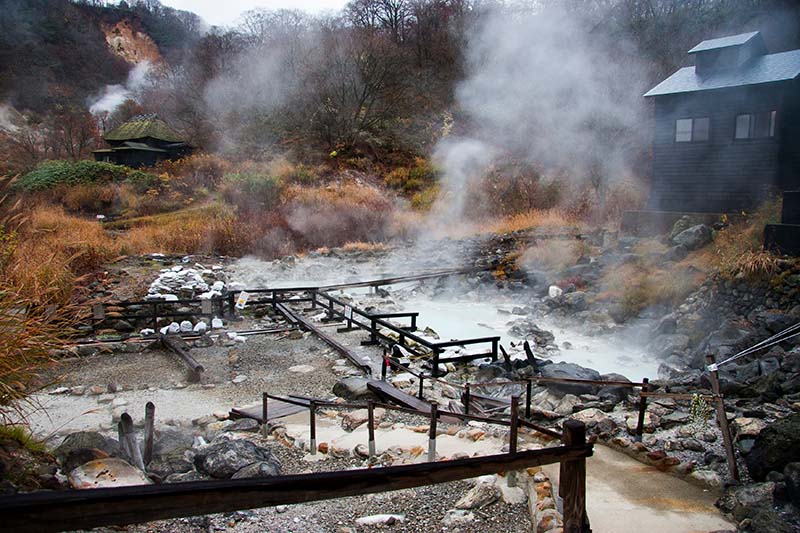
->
92, 114, 192, 168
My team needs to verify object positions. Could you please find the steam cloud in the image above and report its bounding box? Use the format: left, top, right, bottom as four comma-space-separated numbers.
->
431, 5, 649, 222
89, 61, 153, 115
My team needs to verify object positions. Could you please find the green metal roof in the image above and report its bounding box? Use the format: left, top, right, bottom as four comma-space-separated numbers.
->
104, 114, 184, 143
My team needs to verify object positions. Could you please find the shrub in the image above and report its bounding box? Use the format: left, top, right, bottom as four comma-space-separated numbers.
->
281, 183, 395, 248
690, 198, 782, 278
220, 172, 284, 214
16, 160, 158, 192
385, 157, 437, 194
154, 154, 230, 192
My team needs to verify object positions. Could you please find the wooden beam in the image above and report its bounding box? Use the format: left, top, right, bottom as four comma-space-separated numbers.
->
160, 335, 204, 377
0, 446, 592, 533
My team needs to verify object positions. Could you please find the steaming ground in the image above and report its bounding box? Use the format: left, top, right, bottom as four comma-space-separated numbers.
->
231, 243, 660, 379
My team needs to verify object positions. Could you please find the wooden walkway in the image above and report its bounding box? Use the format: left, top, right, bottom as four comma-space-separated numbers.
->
230, 397, 307, 423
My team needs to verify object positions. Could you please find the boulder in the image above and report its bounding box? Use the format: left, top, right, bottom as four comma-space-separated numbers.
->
672, 224, 712, 250
60, 448, 110, 473
147, 454, 194, 480
69, 458, 151, 489
231, 461, 281, 479
223, 418, 260, 433
540, 362, 601, 396
597, 373, 632, 403
571, 408, 614, 434
507, 321, 555, 346
332, 377, 378, 401
455, 476, 500, 509
194, 439, 281, 479
717, 482, 775, 521
746, 413, 800, 481
731, 417, 767, 441
342, 408, 384, 431
647, 334, 690, 360
662, 245, 688, 262
54, 432, 121, 465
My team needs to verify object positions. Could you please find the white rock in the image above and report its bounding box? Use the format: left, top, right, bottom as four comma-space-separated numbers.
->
211, 281, 225, 291
69, 458, 151, 489
171, 265, 183, 272
232, 375, 248, 384
355, 514, 405, 526
163, 294, 178, 301
193, 321, 208, 333
288, 364, 315, 374
159, 325, 170, 335
211, 318, 224, 329
455, 477, 500, 509
548, 285, 563, 298
179, 320, 193, 332
167, 322, 180, 334
228, 282, 245, 291
443, 509, 475, 526
140, 328, 155, 336
49, 387, 70, 395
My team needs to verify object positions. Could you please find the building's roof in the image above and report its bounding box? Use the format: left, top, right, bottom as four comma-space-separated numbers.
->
644, 49, 800, 97
688, 31, 760, 54
104, 114, 184, 143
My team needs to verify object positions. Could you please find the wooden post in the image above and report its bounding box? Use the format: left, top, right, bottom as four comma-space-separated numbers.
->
311, 290, 317, 309
706, 355, 740, 481
635, 377, 649, 443
428, 403, 438, 462
120, 414, 145, 472
508, 396, 519, 487
418, 374, 425, 400
432, 348, 441, 378
262, 393, 269, 437
143, 402, 155, 466
201, 299, 212, 319
561, 419, 590, 533
381, 352, 388, 381
523, 340, 537, 374
309, 401, 317, 455
525, 379, 532, 419
151, 302, 158, 330
368, 400, 376, 459
491, 339, 498, 362
227, 293, 236, 317
500, 344, 512, 371
463, 383, 471, 415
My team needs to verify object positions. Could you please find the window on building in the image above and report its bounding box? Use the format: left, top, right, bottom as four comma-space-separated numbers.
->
675, 117, 710, 142
735, 111, 776, 139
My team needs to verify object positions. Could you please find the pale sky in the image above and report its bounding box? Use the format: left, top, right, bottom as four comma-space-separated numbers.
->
159, 0, 350, 27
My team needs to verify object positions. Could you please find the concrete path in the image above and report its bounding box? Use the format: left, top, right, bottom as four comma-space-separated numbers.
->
546, 445, 734, 533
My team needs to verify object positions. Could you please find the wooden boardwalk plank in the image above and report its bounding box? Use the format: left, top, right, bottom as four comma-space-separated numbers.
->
230, 398, 307, 423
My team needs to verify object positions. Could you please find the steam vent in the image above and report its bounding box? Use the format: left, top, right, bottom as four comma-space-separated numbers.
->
643, 31, 800, 214
92, 114, 192, 168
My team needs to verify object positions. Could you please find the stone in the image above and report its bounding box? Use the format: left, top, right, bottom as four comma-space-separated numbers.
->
647, 334, 690, 359
718, 482, 775, 522
672, 224, 712, 250
746, 413, 800, 481
455, 476, 500, 509
224, 418, 260, 433
355, 514, 405, 526
731, 417, 767, 441
288, 364, 315, 374
147, 454, 194, 480
194, 440, 281, 479
554, 394, 580, 416
232, 374, 248, 384
784, 462, 800, 505
572, 408, 614, 433
164, 470, 209, 483
659, 411, 691, 428
60, 448, 110, 473
69, 458, 151, 489
662, 245, 688, 262
179, 320, 193, 332
688, 469, 722, 489
597, 373, 632, 403
342, 408, 384, 431
443, 509, 475, 526
332, 377, 377, 401
232, 461, 281, 479
211, 318, 224, 329
55, 432, 121, 464
539, 362, 601, 396
193, 321, 208, 334
548, 286, 563, 298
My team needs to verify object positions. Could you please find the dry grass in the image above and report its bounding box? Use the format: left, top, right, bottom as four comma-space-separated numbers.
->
687, 198, 782, 278
487, 209, 583, 234
339, 241, 392, 253
597, 263, 705, 318
520, 239, 591, 272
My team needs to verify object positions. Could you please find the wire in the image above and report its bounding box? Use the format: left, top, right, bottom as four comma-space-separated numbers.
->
711, 322, 800, 369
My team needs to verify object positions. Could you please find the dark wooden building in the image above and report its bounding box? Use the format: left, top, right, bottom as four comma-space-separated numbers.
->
644, 31, 800, 213
92, 114, 191, 168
